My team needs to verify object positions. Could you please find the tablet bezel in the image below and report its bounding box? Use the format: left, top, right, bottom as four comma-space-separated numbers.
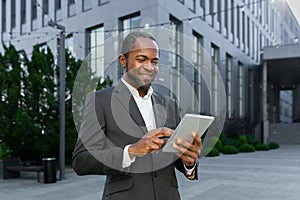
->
162, 114, 214, 152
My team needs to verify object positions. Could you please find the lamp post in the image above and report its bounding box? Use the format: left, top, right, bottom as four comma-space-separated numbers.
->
48, 20, 66, 180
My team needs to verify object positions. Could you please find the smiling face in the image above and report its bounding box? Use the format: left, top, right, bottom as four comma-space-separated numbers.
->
119, 37, 159, 96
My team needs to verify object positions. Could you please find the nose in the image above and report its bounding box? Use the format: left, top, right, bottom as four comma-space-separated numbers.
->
143, 61, 156, 71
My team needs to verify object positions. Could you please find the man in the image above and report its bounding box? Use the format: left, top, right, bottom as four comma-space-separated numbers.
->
72, 31, 201, 200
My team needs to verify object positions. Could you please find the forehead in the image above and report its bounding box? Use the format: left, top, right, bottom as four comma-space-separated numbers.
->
133, 37, 159, 52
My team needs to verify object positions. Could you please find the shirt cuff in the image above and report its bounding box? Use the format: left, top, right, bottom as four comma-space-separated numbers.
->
183, 163, 196, 176
122, 144, 136, 168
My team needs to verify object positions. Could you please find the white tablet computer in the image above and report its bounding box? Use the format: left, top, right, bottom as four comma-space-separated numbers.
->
162, 114, 214, 152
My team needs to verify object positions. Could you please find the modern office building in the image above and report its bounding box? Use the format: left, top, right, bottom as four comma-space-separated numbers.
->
1, 0, 300, 143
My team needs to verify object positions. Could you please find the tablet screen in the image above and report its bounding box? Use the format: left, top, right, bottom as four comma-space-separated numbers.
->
162, 114, 214, 152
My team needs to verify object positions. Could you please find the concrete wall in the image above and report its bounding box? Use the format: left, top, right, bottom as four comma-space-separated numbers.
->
269, 123, 300, 144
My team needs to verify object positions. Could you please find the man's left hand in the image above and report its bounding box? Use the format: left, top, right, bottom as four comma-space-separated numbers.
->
172, 132, 202, 167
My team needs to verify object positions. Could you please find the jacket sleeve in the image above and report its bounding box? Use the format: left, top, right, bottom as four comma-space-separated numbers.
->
72, 92, 128, 176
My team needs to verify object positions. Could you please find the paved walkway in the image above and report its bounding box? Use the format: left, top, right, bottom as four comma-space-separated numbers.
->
1, 145, 300, 200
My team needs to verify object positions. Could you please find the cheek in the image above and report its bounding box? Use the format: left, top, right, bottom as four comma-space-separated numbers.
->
127, 62, 139, 71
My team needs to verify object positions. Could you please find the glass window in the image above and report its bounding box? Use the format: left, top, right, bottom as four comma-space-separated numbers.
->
121, 14, 141, 33
83, 0, 92, 11
231, 0, 234, 35
242, 11, 245, 47
55, 0, 62, 21
192, 31, 203, 112
238, 62, 244, 117
2, 0, 6, 32
200, 0, 205, 19
68, 0, 76, 17
31, 0, 37, 30
87, 25, 105, 77
42, 0, 49, 26
31, 0, 37, 20
119, 13, 141, 78
237, 5, 240, 44
224, 0, 228, 31
226, 54, 232, 118
11, 0, 16, 28
169, 16, 182, 99
187, 0, 196, 13
21, 0, 26, 24
217, 0, 221, 24
211, 44, 219, 115
99, 0, 109, 5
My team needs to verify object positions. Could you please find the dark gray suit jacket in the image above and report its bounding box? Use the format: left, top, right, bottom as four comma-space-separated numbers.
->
72, 81, 198, 200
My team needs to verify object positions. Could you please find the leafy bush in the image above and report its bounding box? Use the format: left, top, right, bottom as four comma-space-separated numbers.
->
0, 143, 12, 160
245, 134, 257, 146
269, 142, 280, 149
255, 143, 270, 151
238, 143, 256, 152
207, 147, 220, 157
208, 137, 223, 151
222, 145, 239, 154
225, 138, 241, 148
238, 134, 248, 145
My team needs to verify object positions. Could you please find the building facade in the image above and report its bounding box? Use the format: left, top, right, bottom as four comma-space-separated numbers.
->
1, 0, 300, 140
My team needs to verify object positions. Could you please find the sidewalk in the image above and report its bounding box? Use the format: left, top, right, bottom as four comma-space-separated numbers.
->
1, 145, 299, 200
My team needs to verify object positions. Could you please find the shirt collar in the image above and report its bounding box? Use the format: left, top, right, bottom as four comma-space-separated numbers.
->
121, 78, 153, 100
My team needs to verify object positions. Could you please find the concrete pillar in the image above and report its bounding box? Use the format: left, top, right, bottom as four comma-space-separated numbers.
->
262, 61, 269, 144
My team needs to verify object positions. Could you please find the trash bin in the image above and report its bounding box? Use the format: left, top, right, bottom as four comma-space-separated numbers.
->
42, 158, 56, 184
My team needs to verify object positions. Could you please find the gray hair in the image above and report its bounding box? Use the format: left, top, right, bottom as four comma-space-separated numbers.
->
121, 31, 158, 57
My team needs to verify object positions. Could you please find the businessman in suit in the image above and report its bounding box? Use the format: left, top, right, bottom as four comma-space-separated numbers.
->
72, 31, 202, 200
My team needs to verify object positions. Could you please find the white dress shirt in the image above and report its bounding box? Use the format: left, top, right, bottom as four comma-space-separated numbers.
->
121, 79, 196, 174
121, 79, 156, 168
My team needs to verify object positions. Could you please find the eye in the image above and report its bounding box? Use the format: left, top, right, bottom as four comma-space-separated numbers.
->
137, 58, 145, 63
137, 59, 145, 63
152, 60, 159, 65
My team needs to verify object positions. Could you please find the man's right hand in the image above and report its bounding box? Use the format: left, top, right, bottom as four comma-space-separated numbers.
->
128, 127, 173, 158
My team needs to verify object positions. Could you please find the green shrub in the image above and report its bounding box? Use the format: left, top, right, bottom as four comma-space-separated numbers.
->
219, 132, 227, 145
208, 137, 223, 151
269, 142, 280, 149
207, 147, 220, 157
238, 143, 256, 152
225, 138, 241, 148
222, 145, 239, 154
245, 135, 256, 146
238, 134, 248, 145
255, 143, 270, 151
0, 143, 12, 160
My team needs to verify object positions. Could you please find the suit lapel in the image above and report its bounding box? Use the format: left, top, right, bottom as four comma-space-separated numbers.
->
152, 92, 167, 129
113, 81, 147, 135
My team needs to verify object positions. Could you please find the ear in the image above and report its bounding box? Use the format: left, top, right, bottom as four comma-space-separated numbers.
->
119, 54, 127, 69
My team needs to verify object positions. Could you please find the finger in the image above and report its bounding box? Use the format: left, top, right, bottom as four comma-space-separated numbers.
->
154, 127, 173, 137
192, 132, 201, 146
151, 137, 164, 146
145, 141, 161, 151
176, 138, 192, 150
176, 139, 200, 158
174, 152, 195, 166
172, 143, 198, 160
